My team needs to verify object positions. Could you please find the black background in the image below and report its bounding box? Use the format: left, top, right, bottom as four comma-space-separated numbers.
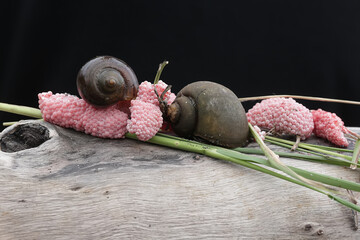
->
1, 0, 360, 131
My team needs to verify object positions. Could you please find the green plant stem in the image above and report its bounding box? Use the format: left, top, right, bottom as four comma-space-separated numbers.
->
3, 119, 43, 126
297, 142, 353, 153
235, 147, 360, 167
351, 139, 360, 169
153, 61, 169, 84
219, 148, 360, 191
266, 136, 352, 161
265, 138, 326, 156
264, 138, 358, 167
0, 103, 42, 118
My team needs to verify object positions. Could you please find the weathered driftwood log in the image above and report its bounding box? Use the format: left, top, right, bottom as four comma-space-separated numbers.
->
0, 120, 360, 239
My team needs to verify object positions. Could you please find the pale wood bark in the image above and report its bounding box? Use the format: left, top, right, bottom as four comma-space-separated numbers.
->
0, 120, 359, 239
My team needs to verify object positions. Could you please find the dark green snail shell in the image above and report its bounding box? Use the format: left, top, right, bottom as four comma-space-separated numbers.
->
169, 81, 249, 148
77, 56, 139, 107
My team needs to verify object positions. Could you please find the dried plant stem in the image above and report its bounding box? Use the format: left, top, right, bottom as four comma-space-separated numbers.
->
347, 189, 359, 230
348, 129, 360, 139
153, 61, 169, 84
351, 139, 360, 170
291, 135, 301, 151
239, 95, 360, 106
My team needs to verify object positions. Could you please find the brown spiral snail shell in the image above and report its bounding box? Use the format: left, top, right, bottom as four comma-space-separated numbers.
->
76, 56, 139, 107
165, 81, 249, 148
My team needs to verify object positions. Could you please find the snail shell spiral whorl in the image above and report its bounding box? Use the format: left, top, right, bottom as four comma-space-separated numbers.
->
77, 56, 139, 107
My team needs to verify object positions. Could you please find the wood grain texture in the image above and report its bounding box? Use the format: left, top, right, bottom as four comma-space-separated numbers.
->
0, 120, 360, 239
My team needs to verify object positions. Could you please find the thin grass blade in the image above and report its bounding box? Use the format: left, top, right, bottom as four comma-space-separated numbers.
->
351, 139, 360, 169
234, 147, 359, 167
219, 148, 360, 192
299, 142, 353, 153
266, 136, 352, 161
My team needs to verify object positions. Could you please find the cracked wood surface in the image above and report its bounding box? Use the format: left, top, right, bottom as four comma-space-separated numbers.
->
0, 120, 360, 239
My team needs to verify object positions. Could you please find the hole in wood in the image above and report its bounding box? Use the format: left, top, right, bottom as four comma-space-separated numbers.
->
0, 123, 50, 153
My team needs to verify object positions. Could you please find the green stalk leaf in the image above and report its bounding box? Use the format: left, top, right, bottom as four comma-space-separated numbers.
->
265, 138, 333, 157
351, 139, 360, 169
266, 136, 352, 161
261, 139, 359, 167
298, 142, 353, 153
153, 61, 169, 84
330, 195, 360, 212
234, 147, 356, 167
3, 121, 18, 126
125, 132, 207, 155
0, 103, 42, 119
249, 123, 328, 190
220, 147, 360, 192
3, 120, 43, 127
287, 166, 360, 191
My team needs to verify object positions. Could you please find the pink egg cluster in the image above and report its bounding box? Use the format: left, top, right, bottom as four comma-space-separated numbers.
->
38, 91, 87, 131
311, 109, 349, 147
246, 98, 314, 140
126, 80, 176, 141
38, 80, 176, 141
38, 92, 128, 138
126, 100, 163, 141
136, 80, 176, 106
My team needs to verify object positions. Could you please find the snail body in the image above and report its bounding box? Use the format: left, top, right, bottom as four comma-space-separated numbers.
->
77, 56, 139, 107
166, 81, 249, 148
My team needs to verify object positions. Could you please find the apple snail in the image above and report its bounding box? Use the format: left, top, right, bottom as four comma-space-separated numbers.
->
164, 81, 249, 148
76, 56, 139, 107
